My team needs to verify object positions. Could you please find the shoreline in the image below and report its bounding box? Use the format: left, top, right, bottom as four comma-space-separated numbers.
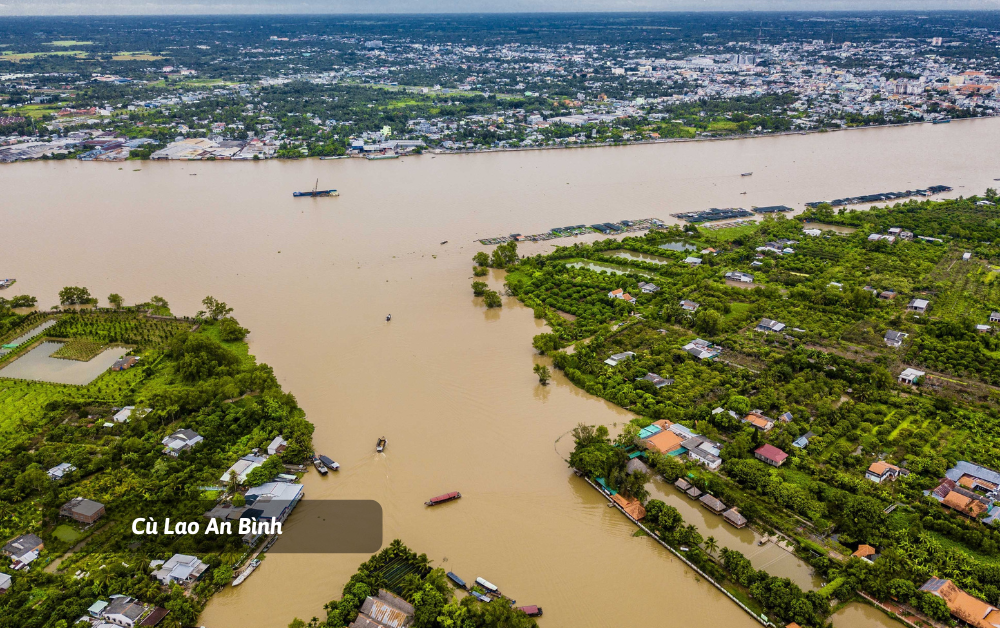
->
0, 115, 988, 166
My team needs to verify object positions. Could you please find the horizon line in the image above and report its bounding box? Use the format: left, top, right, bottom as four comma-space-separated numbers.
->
3, 9, 1000, 17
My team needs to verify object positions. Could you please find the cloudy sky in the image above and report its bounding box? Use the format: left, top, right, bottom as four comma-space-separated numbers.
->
0, 0, 998, 15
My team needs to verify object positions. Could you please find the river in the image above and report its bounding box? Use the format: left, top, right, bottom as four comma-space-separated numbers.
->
3, 118, 999, 628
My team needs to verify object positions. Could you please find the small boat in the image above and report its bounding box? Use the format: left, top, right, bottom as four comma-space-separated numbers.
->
232, 559, 260, 586
294, 179, 339, 197
425, 491, 461, 506
518, 606, 543, 617
740, 191, 747, 195
440, 240, 448, 244
741, 172, 753, 177
471, 592, 492, 603
313, 459, 328, 475
475, 577, 499, 595
446, 571, 468, 590
0, 279, 15, 289
376, 437, 386, 453
386, 314, 391, 322
318, 455, 340, 471
365, 153, 399, 160
932, 119, 951, 124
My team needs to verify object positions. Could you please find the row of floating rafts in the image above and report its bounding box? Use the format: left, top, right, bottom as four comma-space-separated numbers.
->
444, 572, 542, 617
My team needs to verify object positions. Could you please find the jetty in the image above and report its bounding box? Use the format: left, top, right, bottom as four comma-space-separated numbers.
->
806, 184, 951, 208
478, 217, 666, 246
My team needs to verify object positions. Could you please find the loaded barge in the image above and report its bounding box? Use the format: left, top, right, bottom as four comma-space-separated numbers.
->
293, 179, 339, 197
425, 491, 461, 506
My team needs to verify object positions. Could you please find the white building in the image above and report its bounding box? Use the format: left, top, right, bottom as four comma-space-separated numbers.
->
150, 554, 208, 586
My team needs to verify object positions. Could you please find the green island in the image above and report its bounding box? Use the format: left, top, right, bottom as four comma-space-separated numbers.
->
288, 540, 537, 628
484, 191, 1000, 628
0, 295, 313, 628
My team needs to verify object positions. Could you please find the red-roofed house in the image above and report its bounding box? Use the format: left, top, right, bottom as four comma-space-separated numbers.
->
754, 444, 788, 467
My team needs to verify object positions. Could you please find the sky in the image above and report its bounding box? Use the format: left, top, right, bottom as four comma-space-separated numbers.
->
0, 0, 999, 15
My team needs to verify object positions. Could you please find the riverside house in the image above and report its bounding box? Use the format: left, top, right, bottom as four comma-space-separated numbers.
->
754, 444, 788, 467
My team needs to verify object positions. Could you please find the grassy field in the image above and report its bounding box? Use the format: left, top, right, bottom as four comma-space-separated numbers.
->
53, 525, 83, 543
50, 338, 112, 361
112, 52, 164, 61
47, 40, 93, 46
0, 50, 89, 62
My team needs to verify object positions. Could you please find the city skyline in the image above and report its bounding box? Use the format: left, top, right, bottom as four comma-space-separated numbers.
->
2, 0, 1000, 16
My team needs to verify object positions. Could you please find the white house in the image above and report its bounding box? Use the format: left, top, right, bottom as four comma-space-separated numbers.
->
101, 595, 148, 627
112, 406, 150, 423
150, 554, 208, 586
0, 571, 11, 594
604, 351, 636, 367
220, 454, 267, 484
884, 330, 908, 348
161, 429, 203, 456
899, 368, 925, 385
755, 318, 786, 333
907, 298, 930, 313
266, 435, 288, 456
47, 462, 76, 480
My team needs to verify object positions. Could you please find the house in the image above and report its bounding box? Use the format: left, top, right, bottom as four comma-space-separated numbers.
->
756, 318, 786, 333
852, 544, 878, 563
942, 489, 989, 519
792, 431, 815, 449
802, 228, 822, 237
963, 252, 973, 261
608, 288, 624, 299
699, 493, 727, 514
266, 435, 288, 456
625, 458, 651, 476
725, 271, 754, 283
674, 478, 693, 492
991, 312, 1000, 323
743, 412, 774, 432
779, 411, 793, 423
898, 368, 925, 385
884, 330, 908, 347
754, 444, 788, 467
686, 486, 703, 499
682, 435, 722, 470
47, 462, 76, 480
2, 533, 43, 570
102, 595, 149, 628
88, 600, 109, 618
919, 577, 1000, 628
111, 356, 138, 371
604, 351, 636, 367
0, 571, 11, 594
879, 290, 896, 300
220, 454, 267, 484
682, 338, 721, 360
610, 493, 647, 520
643, 429, 685, 455
907, 298, 930, 312
723, 508, 747, 528
978, 325, 992, 333
60, 497, 105, 524
349, 589, 415, 628
639, 373, 672, 388
621, 293, 636, 304
866, 461, 900, 484
680, 299, 700, 312
113, 406, 149, 423
150, 554, 208, 586
161, 429, 203, 456
683, 256, 702, 265
242, 481, 304, 523
638, 282, 660, 294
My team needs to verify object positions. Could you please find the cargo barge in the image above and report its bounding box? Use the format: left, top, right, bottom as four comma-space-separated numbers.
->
293, 179, 339, 197
425, 491, 461, 506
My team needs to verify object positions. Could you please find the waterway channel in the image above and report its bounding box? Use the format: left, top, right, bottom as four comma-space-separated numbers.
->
3, 118, 1000, 627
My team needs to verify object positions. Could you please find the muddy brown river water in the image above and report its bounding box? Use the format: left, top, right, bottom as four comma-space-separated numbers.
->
4, 119, 998, 627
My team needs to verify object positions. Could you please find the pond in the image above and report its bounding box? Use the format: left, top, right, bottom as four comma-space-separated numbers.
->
0, 318, 59, 355
0, 341, 127, 385
567, 261, 654, 278
658, 240, 698, 251
605, 249, 674, 265
802, 221, 857, 234
831, 602, 906, 628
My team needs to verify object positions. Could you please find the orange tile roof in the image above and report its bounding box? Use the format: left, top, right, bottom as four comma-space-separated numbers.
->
852, 544, 876, 558
868, 461, 899, 476
611, 493, 647, 520
652, 419, 673, 430
744, 413, 773, 430
942, 490, 987, 518
644, 430, 684, 455
926, 579, 998, 628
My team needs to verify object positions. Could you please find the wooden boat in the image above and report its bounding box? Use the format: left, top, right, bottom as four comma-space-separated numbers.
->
517, 606, 543, 617
741, 172, 753, 177
440, 240, 448, 244
313, 459, 328, 475
471, 592, 491, 603
446, 571, 467, 590
294, 179, 339, 197
318, 455, 340, 471
232, 559, 260, 586
376, 437, 386, 453
475, 577, 499, 595
425, 491, 461, 506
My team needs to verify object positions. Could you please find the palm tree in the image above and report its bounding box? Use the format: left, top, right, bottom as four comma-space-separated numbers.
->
705, 536, 719, 557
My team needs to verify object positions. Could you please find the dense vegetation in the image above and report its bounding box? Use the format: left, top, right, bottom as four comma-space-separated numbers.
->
0, 303, 313, 628
501, 194, 1000, 626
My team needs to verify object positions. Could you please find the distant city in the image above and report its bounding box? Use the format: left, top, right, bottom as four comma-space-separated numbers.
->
1, 13, 999, 161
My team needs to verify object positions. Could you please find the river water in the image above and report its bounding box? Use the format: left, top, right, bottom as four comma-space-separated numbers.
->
3, 119, 998, 628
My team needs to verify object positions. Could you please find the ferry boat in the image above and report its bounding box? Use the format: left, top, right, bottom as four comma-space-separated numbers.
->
313, 458, 328, 475
475, 577, 499, 595
376, 437, 386, 453
318, 455, 340, 471
741, 172, 753, 177
425, 491, 461, 506
293, 179, 339, 197
471, 592, 492, 603
232, 559, 260, 586
446, 571, 468, 590
517, 606, 543, 617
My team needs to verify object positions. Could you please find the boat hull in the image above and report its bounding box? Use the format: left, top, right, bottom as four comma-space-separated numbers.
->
293, 190, 339, 197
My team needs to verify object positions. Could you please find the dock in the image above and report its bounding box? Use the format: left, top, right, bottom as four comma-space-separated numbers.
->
671, 207, 755, 223
478, 217, 666, 246
806, 184, 951, 208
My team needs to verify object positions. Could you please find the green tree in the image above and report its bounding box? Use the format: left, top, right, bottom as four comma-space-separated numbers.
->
483, 290, 502, 308
107, 293, 124, 309
473, 251, 490, 266
704, 536, 719, 556
533, 363, 551, 385
202, 296, 234, 320
471, 281, 488, 296
220, 317, 250, 341
58, 286, 93, 305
